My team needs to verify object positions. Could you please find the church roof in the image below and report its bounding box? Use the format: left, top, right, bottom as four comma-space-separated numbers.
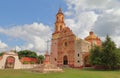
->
85, 31, 100, 40
20, 57, 38, 63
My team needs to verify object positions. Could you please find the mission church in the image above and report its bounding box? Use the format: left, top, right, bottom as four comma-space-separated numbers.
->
0, 8, 101, 69
50, 8, 101, 67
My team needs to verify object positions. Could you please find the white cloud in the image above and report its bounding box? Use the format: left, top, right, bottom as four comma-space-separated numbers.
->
65, 0, 98, 38
0, 22, 52, 52
0, 40, 8, 52
0, 0, 120, 52
65, 0, 120, 47
12, 46, 22, 52
66, 0, 120, 10
65, 11, 98, 38
93, 10, 120, 48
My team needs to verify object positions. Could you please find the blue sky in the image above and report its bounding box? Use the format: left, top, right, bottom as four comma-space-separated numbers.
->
0, 0, 120, 53
0, 0, 67, 52
0, 0, 67, 26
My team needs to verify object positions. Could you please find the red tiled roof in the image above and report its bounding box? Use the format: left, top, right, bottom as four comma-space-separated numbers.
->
20, 57, 38, 63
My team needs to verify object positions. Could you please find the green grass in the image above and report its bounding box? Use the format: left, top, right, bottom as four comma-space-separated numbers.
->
0, 68, 120, 78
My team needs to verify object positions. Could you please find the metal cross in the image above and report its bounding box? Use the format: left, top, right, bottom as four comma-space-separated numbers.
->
46, 39, 51, 52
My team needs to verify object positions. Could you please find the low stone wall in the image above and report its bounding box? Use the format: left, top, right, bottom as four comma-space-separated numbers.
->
21, 64, 39, 69
0, 51, 42, 69
30, 64, 63, 73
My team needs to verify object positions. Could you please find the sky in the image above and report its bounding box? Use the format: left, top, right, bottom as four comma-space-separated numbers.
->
0, 0, 120, 54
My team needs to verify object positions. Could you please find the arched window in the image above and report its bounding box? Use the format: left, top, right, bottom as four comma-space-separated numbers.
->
78, 53, 79, 57
54, 58, 57, 61
60, 25, 62, 30
64, 42, 67, 46
62, 17, 64, 21
55, 26, 58, 31
57, 16, 59, 21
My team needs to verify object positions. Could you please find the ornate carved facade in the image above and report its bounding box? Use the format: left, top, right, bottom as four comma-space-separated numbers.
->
50, 8, 101, 67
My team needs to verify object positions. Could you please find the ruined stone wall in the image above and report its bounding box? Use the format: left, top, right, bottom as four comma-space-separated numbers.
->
74, 38, 91, 67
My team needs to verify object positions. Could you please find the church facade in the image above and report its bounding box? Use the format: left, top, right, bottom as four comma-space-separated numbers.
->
50, 8, 101, 67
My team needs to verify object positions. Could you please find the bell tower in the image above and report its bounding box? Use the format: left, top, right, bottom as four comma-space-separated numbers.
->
51, 8, 76, 67
54, 8, 65, 32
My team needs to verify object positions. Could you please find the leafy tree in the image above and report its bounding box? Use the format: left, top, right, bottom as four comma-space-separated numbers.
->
102, 35, 120, 69
90, 35, 120, 70
18, 50, 37, 59
0, 52, 4, 56
90, 46, 102, 65
37, 55, 44, 64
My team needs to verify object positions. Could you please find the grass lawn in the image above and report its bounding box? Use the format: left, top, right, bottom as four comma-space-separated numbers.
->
0, 68, 120, 78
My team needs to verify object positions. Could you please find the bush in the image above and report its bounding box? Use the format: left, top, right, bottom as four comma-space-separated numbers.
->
23, 61, 29, 64
30, 61, 35, 64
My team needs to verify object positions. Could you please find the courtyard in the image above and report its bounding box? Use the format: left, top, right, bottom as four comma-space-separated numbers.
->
0, 68, 120, 78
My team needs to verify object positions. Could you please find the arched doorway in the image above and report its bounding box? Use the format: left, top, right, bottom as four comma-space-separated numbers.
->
84, 56, 90, 67
63, 55, 68, 65
5, 56, 15, 69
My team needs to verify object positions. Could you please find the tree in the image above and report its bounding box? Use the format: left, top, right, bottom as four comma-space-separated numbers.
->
90, 46, 102, 65
102, 35, 120, 69
18, 50, 37, 59
37, 55, 44, 64
90, 35, 120, 70
0, 52, 4, 56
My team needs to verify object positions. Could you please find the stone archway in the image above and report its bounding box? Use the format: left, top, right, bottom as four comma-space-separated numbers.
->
63, 55, 68, 65
5, 56, 15, 69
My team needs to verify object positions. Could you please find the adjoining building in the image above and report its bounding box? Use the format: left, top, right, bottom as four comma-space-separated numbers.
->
50, 8, 101, 67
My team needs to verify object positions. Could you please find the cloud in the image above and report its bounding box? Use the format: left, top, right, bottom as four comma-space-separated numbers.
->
0, 40, 8, 52
0, 22, 52, 52
65, 0, 120, 10
12, 46, 22, 52
65, 0, 98, 38
0, 0, 120, 53
93, 9, 120, 47
93, 13, 120, 37
65, 11, 98, 38
65, 0, 120, 47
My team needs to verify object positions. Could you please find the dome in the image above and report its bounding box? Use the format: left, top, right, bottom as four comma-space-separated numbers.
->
85, 31, 99, 40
